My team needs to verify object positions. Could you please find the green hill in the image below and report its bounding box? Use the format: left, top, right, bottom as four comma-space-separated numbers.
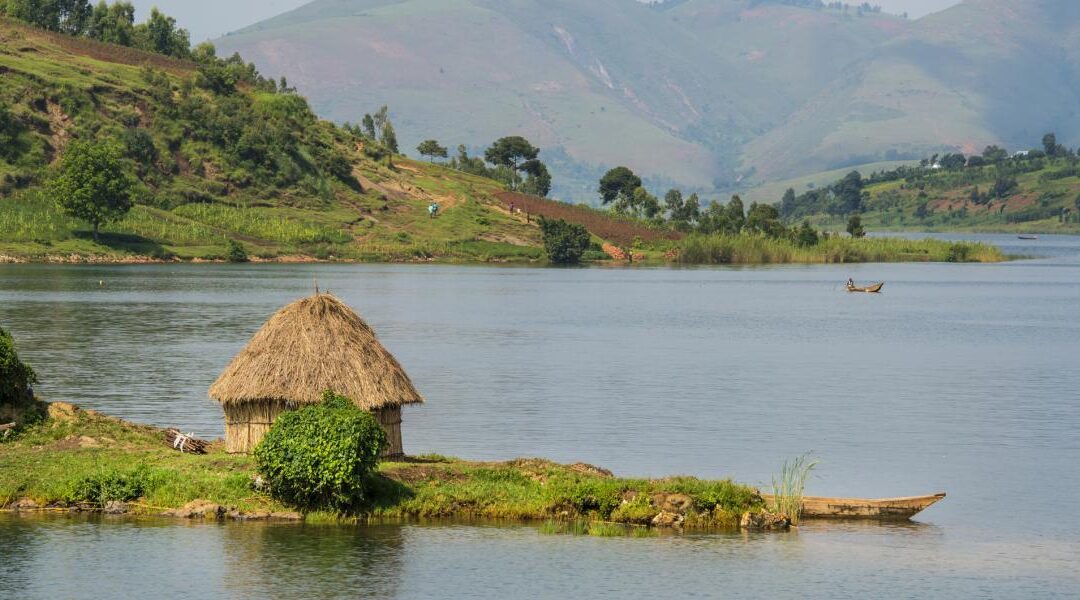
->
777, 150, 1080, 234
213, 0, 914, 200
213, 0, 1080, 202
0, 17, 546, 262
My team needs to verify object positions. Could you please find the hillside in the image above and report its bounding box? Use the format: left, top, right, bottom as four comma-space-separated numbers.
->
215, 0, 911, 201
213, 0, 1080, 203
743, 0, 1080, 181
0, 18, 545, 262
778, 150, 1080, 233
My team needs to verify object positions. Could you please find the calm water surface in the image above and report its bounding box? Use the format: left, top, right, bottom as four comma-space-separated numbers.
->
2, 233, 1079, 598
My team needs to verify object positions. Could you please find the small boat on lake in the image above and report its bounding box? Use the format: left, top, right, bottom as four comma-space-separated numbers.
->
846, 281, 884, 293
1017, 235, 1039, 240
761, 492, 946, 520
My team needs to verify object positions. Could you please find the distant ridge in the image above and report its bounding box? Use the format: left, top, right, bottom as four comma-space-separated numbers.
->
216, 0, 1080, 203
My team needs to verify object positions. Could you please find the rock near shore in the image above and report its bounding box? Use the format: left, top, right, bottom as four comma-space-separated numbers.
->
739, 510, 791, 531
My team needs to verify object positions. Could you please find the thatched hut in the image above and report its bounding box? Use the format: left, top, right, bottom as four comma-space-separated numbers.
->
209, 294, 423, 456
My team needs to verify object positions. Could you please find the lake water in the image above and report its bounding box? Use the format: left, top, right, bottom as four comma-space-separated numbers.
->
2, 233, 1080, 598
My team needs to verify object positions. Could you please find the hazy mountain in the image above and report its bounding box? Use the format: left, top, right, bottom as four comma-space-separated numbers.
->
216, 0, 1080, 202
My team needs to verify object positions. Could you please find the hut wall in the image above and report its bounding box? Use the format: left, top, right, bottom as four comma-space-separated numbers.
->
375, 406, 403, 458
225, 401, 405, 457
224, 400, 290, 454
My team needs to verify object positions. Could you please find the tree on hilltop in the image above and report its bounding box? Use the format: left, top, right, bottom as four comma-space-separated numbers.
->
416, 139, 448, 162
380, 121, 399, 154
598, 166, 641, 206
485, 136, 539, 191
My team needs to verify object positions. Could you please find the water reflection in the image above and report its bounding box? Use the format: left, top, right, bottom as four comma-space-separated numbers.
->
221, 522, 404, 599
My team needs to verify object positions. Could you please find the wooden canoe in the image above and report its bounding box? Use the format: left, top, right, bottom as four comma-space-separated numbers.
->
846, 282, 884, 293
761, 492, 945, 519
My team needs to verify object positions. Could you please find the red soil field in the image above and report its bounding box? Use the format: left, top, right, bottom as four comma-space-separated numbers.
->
496, 191, 682, 246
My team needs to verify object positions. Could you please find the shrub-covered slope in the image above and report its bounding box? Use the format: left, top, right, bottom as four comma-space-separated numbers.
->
0, 18, 542, 262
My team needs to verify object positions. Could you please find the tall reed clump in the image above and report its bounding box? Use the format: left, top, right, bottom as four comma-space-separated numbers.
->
770, 453, 818, 525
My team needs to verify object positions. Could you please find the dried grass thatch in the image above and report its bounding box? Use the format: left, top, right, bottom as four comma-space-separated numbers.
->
209, 294, 424, 409
210, 294, 423, 454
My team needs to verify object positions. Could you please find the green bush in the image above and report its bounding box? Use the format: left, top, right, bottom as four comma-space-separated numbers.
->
66, 466, 157, 507
254, 391, 387, 511
226, 239, 248, 263
538, 216, 590, 264
0, 326, 37, 405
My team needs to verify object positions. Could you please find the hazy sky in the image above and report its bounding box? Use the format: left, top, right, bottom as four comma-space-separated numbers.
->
130, 0, 964, 43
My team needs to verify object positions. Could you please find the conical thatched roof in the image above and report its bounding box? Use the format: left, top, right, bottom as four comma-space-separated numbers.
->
209, 294, 423, 409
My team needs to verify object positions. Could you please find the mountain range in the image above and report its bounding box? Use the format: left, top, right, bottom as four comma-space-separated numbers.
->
215, 0, 1080, 203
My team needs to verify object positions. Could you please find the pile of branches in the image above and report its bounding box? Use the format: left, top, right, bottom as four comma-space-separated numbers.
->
164, 429, 209, 454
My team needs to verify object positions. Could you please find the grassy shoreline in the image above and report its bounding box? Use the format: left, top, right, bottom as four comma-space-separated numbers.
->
675, 233, 1005, 265
0, 403, 765, 530
0, 233, 1010, 265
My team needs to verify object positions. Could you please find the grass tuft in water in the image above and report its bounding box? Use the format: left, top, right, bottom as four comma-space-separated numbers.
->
770, 453, 818, 525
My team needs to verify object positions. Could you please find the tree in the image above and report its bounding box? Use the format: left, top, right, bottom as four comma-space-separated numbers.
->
682, 193, 701, 226
380, 121, 399, 154
779, 187, 797, 219
372, 106, 389, 131
538, 217, 590, 264
451, 144, 487, 176
48, 140, 135, 241
1043, 133, 1060, 157
696, 199, 728, 234
725, 195, 745, 233
832, 171, 864, 215
2, 0, 91, 34
519, 159, 551, 197
991, 176, 1018, 199
0, 325, 38, 405
846, 214, 865, 238
598, 166, 641, 206
361, 114, 376, 138
939, 153, 966, 170
795, 221, 819, 247
134, 7, 190, 58
633, 186, 661, 219
484, 136, 539, 191
416, 139, 448, 162
982, 145, 1008, 163
745, 202, 785, 238
87, 1, 134, 45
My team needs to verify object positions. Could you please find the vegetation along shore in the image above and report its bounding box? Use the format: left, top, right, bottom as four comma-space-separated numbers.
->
0, 402, 769, 532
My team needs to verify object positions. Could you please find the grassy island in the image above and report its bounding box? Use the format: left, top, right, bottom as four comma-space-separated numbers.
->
0, 404, 764, 531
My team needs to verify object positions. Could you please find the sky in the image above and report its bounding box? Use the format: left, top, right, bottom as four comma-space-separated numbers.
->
129, 0, 964, 43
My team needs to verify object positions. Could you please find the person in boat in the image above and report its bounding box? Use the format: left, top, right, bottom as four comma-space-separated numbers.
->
847, 278, 855, 289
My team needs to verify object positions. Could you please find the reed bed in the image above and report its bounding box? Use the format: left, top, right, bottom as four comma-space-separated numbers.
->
677, 233, 1005, 264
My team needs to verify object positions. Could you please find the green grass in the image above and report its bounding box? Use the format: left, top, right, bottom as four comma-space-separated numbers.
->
0, 405, 762, 530
769, 454, 818, 526
676, 233, 1005, 265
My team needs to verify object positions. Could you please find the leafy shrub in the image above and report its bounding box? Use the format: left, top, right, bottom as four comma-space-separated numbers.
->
0, 326, 37, 405
66, 466, 157, 506
226, 239, 248, 263
254, 391, 387, 510
538, 216, 590, 264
